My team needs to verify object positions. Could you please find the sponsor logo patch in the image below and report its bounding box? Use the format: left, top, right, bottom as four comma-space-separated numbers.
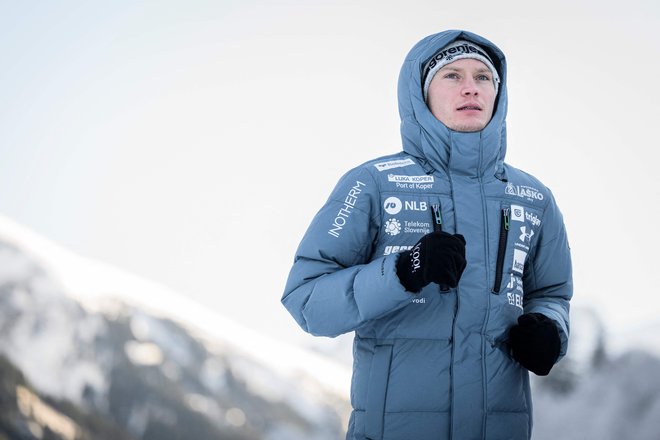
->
511, 205, 525, 222
384, 218, 402, 236
507, 273, 524, 293
328, 181, 366, 238
507, 292, 524, 310
519, 226, 534, 243
512, 249, 527, 274
383, 245, 414, 255
384, 197, 403, 215
510, 204, 541, 227
373, 158, 415, 172
383, 197, 428, 215
526, 211, 541, 227
403, 200, 428, 211
387, 174, 434, 183
403, 220, 431, 234
505, 183, 545, 201
387, 174, 435, 190
507, 274, 515, 289
387, 173, 435, 190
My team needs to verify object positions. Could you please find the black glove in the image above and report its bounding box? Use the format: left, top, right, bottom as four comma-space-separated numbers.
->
395, 231, 467, 293
509, 313, 561, 376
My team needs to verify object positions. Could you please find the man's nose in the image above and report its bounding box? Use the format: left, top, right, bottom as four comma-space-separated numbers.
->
461, 78, 479, 95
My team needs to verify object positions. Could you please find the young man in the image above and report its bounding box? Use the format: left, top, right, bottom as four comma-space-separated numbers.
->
282, 30, 572, 440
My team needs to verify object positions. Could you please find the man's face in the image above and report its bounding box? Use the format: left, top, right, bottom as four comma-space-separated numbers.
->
426, 58, 497, 132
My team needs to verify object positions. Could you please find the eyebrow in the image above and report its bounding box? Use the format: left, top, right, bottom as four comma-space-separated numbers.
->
440, 66, 491, 74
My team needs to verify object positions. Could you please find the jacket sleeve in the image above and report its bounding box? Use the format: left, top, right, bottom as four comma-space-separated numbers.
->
281, 166, 412, 337
522, 190, 573, 358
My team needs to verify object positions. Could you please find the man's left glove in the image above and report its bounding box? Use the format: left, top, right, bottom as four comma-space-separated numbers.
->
509, 313, 561, 376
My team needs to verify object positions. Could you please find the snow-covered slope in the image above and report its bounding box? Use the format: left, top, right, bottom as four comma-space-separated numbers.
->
0, 214, 351, 440
528, 304, 660, 439
3, 213, 660, 439
0, 215, 352, 396
533, 350, 660, 440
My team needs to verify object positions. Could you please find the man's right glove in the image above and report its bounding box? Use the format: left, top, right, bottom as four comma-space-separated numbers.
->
395, 231, 467, 293
509, 313, 561, 376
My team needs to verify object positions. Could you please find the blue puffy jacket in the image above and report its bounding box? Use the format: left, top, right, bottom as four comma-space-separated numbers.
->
282, 30, 572, 440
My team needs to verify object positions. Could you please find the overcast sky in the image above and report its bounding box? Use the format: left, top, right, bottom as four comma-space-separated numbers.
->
1, 0, 659, 347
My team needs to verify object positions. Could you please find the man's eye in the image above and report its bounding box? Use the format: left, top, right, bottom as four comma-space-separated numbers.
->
444, 73, 459, 79
476, 74, 491, 81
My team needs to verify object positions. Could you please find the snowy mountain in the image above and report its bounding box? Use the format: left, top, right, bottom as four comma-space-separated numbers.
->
0, 353, 136, 440
0, 215, 351, 440
529, 306, 660, 439
3, 213, 660, 439
533, 350, 660, 440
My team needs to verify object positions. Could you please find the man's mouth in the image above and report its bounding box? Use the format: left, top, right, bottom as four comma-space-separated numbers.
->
457, 105, 482, 111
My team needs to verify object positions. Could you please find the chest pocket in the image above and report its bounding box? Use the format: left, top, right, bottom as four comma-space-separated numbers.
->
374, 194, 452, 259
491, 202, 543, 297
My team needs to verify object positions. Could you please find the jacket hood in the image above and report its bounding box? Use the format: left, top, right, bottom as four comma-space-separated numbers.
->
398, 30, 508, 179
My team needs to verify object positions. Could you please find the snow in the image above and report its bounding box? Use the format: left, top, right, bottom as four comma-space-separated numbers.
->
124, 340, 164, 366
184, 393, 222, 418
4, 301, 109, 404
533, 350, 660, 440
0, 212, 351, 403
0, 241, 109, 404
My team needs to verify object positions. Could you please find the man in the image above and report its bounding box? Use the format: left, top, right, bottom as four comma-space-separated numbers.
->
282, 29, 572, 440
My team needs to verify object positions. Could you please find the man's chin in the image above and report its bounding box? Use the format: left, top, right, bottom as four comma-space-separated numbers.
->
449, 122, 487, 133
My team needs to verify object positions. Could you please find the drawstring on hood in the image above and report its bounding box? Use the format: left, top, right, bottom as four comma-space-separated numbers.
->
398, 30, 508, 180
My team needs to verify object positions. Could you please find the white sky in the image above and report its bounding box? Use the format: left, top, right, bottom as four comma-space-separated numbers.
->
1, 0, 659, 347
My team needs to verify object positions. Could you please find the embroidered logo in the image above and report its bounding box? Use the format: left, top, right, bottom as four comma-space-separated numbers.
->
512, 249, 527, 274
511, 205, 525, 222
384, 219, 402, 236
519, 226, 534, 243
328, 181, 366, 238
384, 245, 414, 255
373, 158, 415, 172
507, 292, 524, 310
506, 183, 544, 201
384, 197, 403, 215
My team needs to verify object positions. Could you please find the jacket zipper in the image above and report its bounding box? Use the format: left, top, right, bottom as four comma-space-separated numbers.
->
491, 207, 510, 293
432, 202, 450, 292
432, 203, 443, 232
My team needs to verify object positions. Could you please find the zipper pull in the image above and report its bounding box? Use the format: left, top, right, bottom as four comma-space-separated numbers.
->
503, 207, 510, 231
432, 203, 443, 233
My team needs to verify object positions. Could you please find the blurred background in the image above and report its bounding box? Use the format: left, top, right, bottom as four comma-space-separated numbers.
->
1, 0, 659, 439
